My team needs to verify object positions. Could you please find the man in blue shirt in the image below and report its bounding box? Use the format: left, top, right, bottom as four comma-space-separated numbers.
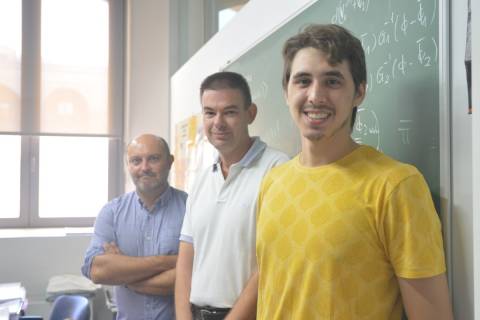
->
82, 134, 187, 320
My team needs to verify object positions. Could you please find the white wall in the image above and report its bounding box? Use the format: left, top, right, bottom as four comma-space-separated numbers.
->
472, 0, 480, 316
125, 0, 171, 144
125, 0, 173, 193
450, 0, 474, 318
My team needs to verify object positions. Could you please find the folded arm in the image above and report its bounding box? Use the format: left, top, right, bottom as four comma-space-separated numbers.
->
398, 273, 453, 320
128, 268, 176, 295
90, 242, 177, 285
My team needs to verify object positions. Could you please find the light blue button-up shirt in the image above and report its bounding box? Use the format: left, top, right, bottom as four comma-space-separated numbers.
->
81, 186, 187, 320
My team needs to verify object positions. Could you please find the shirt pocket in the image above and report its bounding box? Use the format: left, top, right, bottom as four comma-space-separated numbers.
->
159, 234, 181, 255
159, 212, 183, 255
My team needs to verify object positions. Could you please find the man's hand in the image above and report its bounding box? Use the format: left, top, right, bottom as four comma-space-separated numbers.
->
103, 242, 122, 255
127, 269, 176, 296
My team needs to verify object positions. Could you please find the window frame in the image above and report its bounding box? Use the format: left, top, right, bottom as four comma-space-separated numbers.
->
0, 0, 125, 228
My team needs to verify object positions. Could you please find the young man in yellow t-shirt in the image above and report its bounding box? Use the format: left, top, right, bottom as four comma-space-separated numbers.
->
255, 24, 454, 320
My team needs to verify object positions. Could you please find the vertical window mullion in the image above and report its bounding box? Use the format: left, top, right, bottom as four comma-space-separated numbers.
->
109, 0, 125, 200
21, 0, 42, 227
109, 138, 124, 200
28, 136, 40, 227
21, 0, 41, 134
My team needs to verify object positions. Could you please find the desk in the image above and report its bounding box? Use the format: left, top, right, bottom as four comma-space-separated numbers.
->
0, 283, 26, 320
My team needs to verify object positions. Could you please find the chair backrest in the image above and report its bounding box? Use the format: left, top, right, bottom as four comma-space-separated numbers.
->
49, 295, 90, 320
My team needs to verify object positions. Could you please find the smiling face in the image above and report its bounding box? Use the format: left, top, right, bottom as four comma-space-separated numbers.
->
127, 135, 172, 196
285, 47, 365, 145
201, 88, 256, 160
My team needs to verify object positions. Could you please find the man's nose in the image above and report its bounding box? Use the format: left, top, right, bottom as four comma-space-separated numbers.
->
308, 81, 327, 106
213, 113, 226, 127
140, 159, 150, 171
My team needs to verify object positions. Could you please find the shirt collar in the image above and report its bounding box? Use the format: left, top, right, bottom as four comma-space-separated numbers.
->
135, 185, 172, 212
212, 137, 266, 172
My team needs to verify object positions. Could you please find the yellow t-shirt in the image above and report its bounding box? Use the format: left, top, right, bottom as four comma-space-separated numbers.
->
256, 145, 446, 320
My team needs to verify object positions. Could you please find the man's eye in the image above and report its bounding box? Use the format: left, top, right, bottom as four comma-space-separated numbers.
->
148, 155, 161, 162
326, 78, 341, 87
130, 158, 141, 165
294, 78, 311, 87
203, 111, 215, 117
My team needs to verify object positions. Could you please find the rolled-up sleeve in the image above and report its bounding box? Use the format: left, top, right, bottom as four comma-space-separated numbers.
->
81, 202, 116, 278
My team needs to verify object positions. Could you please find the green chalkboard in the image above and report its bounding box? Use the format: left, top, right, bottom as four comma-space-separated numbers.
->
225, 0, 440, 198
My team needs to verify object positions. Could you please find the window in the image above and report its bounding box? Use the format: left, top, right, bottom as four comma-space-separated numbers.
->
0, 0, 124, 228
218, 3, 246, 30
204, 0, 249, 40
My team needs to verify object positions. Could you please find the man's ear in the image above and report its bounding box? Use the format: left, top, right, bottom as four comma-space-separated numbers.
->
168, 154, 174, 168
247, 103, 257, 124
354, 82, 366, 105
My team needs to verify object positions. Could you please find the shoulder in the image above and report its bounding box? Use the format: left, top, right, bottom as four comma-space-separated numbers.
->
267, 156, 295, 173
356, 146, 422, 191
262, 146, 290, 163
255, 145, 290, 172
101, 191, 135, 212
101, 191, 139, 216
260, 158, 296, 190
94, 191, 135, 228
169, 186, 188, 202
189, 164, 215, 192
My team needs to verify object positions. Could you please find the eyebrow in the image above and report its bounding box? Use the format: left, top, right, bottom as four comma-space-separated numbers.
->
203, 105, 241, 111
291, 72, 311, 80
291, 70, 346, 79
129, 153, 162, 159
223, 105, 241, 111
324, 70, 345, 79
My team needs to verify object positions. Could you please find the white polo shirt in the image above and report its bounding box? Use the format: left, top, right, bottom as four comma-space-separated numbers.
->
180, 137, 289, 307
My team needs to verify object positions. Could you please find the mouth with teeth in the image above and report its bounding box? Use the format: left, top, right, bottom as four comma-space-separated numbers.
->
303, 108, 333, 123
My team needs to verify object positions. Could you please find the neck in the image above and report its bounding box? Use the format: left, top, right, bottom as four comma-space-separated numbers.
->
137, 184, 167, 211
300, 136, 358, 167
219, 137, 254, 177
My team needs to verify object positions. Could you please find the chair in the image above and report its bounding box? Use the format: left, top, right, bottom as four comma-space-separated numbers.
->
48, 295, 90, 320
19, 294, 91, 320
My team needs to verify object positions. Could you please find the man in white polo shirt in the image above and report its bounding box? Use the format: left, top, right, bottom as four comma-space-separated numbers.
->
175, 71, 288, 320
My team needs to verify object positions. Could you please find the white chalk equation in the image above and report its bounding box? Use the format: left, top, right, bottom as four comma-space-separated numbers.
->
416, 36, 438, 67
368, 53, 409, 90
353, 107, 381, 149
364, 36, 437, 93
353, 112, 415, 148
397, 119, 413, 145
331, 0, 371, 25
330, 0, 439, 93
